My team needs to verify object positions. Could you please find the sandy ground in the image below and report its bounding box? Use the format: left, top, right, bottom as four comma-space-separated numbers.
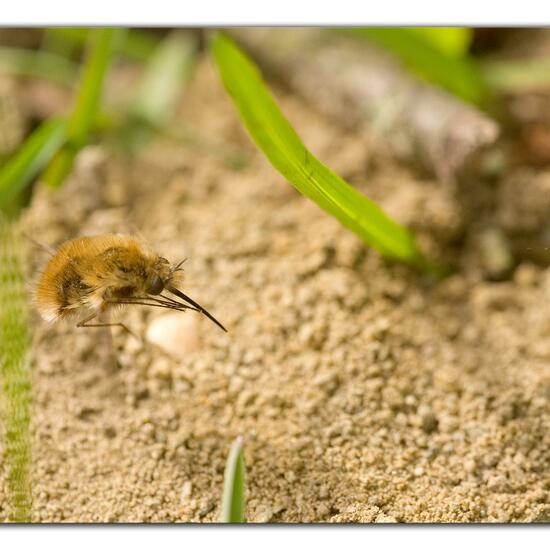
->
1, 57, 550, 523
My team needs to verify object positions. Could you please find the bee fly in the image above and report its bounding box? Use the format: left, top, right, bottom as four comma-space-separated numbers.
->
34, 234, 227, 334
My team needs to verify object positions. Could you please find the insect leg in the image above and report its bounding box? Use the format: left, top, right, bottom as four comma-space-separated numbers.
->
76, 312, 139, 340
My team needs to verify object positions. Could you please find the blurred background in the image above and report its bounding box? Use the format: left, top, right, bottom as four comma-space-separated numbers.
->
1, 28, 550, 189
2, 27, 550, 271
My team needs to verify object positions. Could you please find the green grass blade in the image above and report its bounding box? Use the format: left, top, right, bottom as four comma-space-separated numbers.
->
219, 436, 246, 523
43, 28, 122, 188
130, 31, 197, 128
0, 118, 66, 215
119, 31, 198, 150
408, 28, 473, 58
342, 28, 485, 105
46, 27, 157, 62
211, 32, 437, 271
67, 28, 122, 148
0, 47, 78, 87
0, 217, 32, 522
41, 148, 77, 192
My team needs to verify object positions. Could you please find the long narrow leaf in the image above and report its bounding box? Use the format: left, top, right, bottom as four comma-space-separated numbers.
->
0, 217, 31, 522
211, 33, 437, 272
0, 118, 66, 215
120, 31, 198, 150
219, 436, 246, 523
342, 28, 485, 105
67, 28, 122, 147
44, 28, 122, 188
130, 31, 197, 128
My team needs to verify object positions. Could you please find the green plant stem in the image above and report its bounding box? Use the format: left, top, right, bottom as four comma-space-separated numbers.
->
0, 216, 31, 522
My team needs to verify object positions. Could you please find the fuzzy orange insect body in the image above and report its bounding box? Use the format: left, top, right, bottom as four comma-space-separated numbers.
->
35, 234, 227, 332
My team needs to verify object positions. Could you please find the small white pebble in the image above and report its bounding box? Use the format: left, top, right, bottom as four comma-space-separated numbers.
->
465, 459, 477, 474
141, 422, 156, 439
146, 312, 201, 359
181, 481, 193, 500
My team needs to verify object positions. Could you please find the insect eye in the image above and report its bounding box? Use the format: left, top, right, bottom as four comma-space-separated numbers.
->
148, 275, 164, 295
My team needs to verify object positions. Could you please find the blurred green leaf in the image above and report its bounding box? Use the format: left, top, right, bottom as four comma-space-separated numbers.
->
481, 58, 550, 93
46, 27, 157, 61
343, 28, 485, 105
0, 47, 78, 86
41, 148, 77, 191
67, 28, 123, 147
120, 31, 198, 150
122, 30, 250, 168
44, 28, 122, 188
0, 118, 66, 215
130, 31, 197, 128
408, 28, 473, 58
220, 436, 246, 523
212, 33, 439, 272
